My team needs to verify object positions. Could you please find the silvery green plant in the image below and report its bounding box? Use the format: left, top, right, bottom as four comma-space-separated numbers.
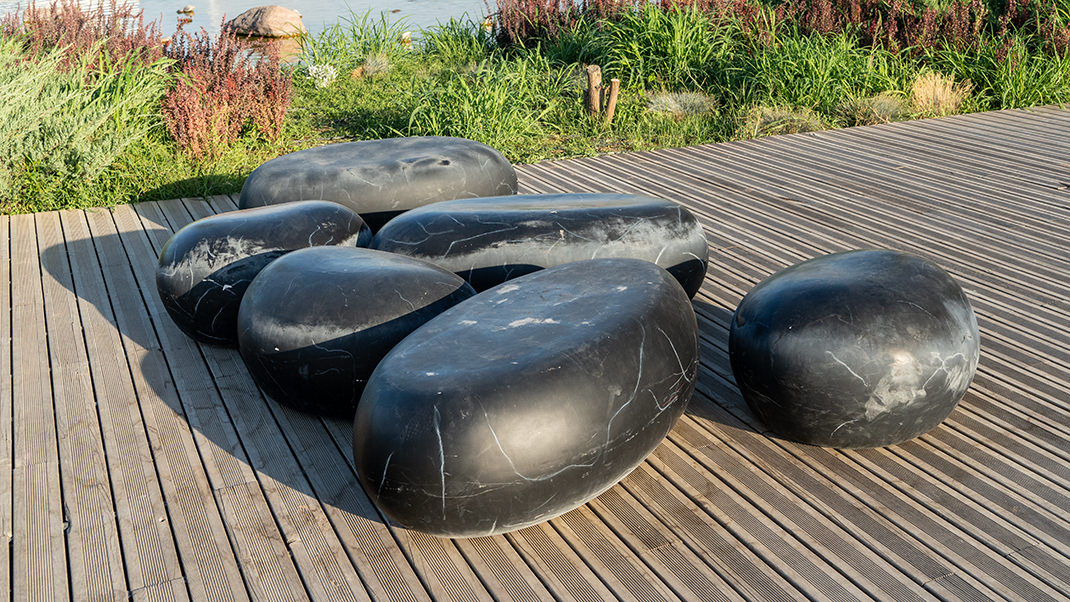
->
307, 63, 338, 88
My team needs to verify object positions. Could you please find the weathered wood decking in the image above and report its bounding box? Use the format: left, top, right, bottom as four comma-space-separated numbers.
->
2, 106, 1068, 601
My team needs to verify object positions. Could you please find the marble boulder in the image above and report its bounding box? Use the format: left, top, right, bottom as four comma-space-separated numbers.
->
156, 200, 371, 345
373, 193, 709, 298
729, 249, 980, 448
238, 136, 517, 231
237, 247, 476, 418
354, 258, 699, 537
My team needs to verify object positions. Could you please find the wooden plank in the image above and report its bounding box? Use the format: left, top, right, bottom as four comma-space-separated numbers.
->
506, 522, 621, 602
36, 210, 126, 601
58, 208, 187, 600
127, 199, 308, 602
552, 506, 685, 602
154, 197, 377, 602
586, 488, 749, 602
0, 214, 12, 601
451, 537, 555, 602
83, 205, 251, 602
9, 213, 67, 601
515, 114, 1070, 598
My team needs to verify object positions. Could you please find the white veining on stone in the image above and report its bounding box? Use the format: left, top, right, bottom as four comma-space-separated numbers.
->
378, 452, 393, 496
434, 405, 447, 518
826, 350, 869, 387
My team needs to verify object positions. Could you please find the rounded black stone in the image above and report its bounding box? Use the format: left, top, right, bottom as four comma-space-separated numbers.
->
238, 136, 518, 231
728, 249, 980, 448
354, 258, 699, 537
156, 201, 371, 346
237, 247, 476, 418
372, 193, 709, 298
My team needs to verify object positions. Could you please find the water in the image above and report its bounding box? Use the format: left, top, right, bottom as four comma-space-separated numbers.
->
0, 0, 492, 36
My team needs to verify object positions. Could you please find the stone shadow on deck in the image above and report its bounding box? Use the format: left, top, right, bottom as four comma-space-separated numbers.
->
42, 229, 393, 529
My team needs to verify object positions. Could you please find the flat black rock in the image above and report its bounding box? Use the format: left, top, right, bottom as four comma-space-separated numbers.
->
373, 193, 709, 297
156, 201, 371, 345
354, 258, 699, 537
237, 247, 476, 418
729, 249, 980, 448
238, 136, 518, 231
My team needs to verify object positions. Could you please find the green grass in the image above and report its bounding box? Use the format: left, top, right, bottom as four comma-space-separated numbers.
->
3, 1, 1070, 213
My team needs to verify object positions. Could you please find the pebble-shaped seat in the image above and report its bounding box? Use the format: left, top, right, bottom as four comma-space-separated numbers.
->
373, 193, 710, 298
354, 258, 699, 537
156, 200, 371, 345
729, 249, 980, 448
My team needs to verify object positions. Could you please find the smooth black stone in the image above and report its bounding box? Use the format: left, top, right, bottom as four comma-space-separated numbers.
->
237, 247, 476, 418
156, 201, 371, 345
373, 193, 709, 297
238, 136, 518, 231
354, 258, 699, 537
729, 249, 980, 448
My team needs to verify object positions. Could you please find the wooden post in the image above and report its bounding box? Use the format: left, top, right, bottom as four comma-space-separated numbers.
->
585, 65, 602, 117
604, 78, 620, 125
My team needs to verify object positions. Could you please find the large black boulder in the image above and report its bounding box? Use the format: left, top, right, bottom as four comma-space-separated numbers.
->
238, 136, 518, 231
237, 247, 476, 418
729, 249, 980, 448
373, 193, 709, 297
354, 258, 699, 537
156, 201, 371, 345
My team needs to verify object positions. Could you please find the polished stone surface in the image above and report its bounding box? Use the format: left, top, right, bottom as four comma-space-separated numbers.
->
156, 201, 371, 345
238, 136, 518, 231
237, 247, 476, 418
729, 249, 980, 448
354, 258, 699, 537
373, 193, 709, 297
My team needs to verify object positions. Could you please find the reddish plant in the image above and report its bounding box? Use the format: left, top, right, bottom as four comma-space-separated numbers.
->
0, 0, 166, 71
161, 25, 292, 160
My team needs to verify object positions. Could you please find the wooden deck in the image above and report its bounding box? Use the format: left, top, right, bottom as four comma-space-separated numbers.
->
2, 105, 1068, 601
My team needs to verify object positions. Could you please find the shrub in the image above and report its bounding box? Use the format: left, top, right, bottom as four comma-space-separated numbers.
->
739, 105, 829, 138
0, 0, 167, 71
0, 16, 172, 211
162, 26, 293, 160
646, 91, 718, 118
837, 92, 908, 125
910, 70, 973, 115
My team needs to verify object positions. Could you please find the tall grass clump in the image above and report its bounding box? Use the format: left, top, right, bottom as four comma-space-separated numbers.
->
163, 27, 293, 161
299, 9, 412, 72
594, 3, 731, 88
421, 17, 496, 65
408, 52, 575, 159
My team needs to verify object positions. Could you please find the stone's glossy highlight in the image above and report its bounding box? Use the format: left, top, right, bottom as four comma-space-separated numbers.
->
373, 193, 709, 298
156, 201, 371, 346
237, 247, 476, 418
238, 136, 518, 231
729, 249, 980, 449
354, 259, 699, 537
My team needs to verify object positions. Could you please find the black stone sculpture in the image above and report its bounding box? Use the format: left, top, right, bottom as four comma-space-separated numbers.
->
237, 247, 476, 418
237, 136, 518, 231
354, 258, 699, 537
372, 193, 710, 298
729, 249, 979, 448
156, 201, 371, 345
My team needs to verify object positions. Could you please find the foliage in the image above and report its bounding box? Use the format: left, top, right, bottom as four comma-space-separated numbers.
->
837, 92, 908, 125
0, 28, 171, 212
298, 9, 413, 71
162, 27, 293, 161
3, 0, 1070, 213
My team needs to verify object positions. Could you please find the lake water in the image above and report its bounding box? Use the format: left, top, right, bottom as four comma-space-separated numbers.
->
0, 0, 492, 36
